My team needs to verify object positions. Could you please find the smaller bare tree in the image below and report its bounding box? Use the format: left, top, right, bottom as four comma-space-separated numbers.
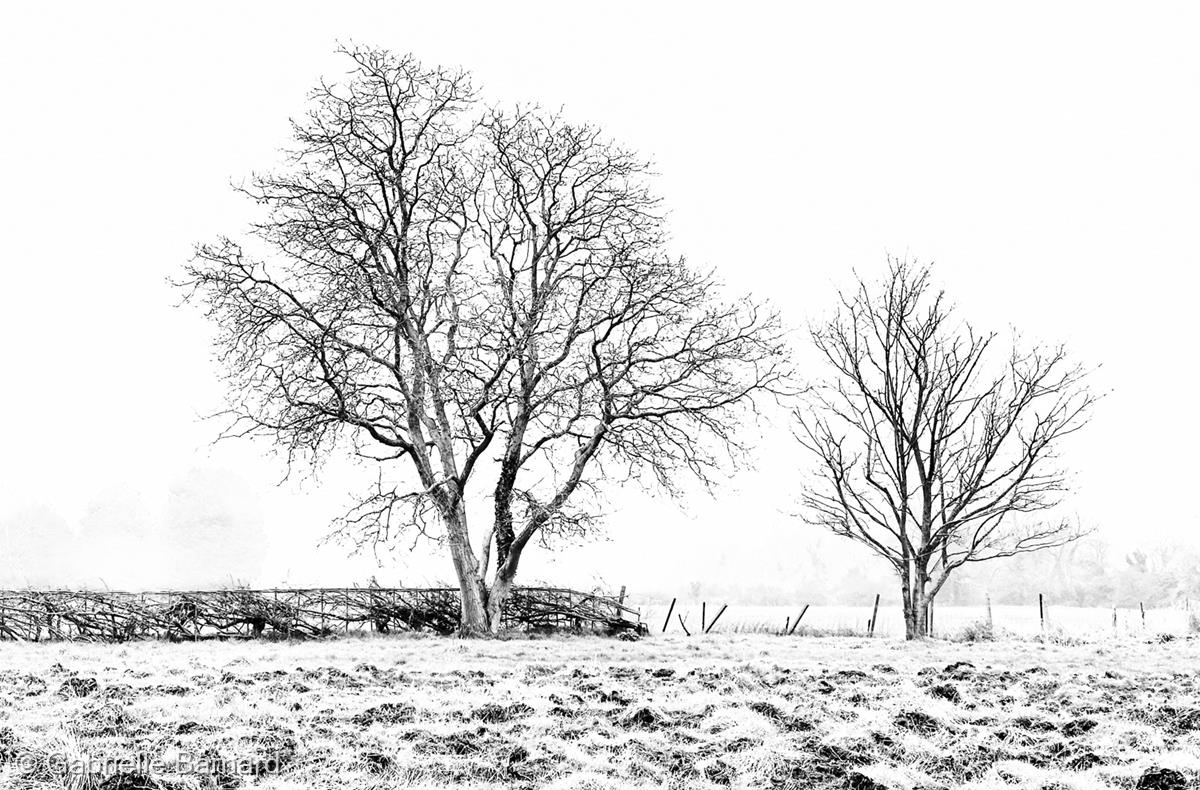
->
795, 260, 1097, 638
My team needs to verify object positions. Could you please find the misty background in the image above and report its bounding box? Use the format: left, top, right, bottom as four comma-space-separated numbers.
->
1, 3, 1198, 605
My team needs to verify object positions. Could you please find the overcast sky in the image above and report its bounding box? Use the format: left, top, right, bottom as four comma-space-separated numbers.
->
1, 2, 1197, 594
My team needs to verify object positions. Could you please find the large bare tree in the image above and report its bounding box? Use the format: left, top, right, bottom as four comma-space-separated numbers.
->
795, 261, 1096, 638
180, 46, 788, 635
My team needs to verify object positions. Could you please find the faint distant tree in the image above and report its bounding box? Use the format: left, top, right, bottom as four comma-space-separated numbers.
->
77, 487, 153, 588
1116, 543, 1200, 606
179, 46, 788, 636
795, 261, 1096, 639
0, 505, 78, 587
164, 468, 267, 589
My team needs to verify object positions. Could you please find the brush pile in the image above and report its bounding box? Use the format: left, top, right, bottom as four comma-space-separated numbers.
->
0, 586, 643, 641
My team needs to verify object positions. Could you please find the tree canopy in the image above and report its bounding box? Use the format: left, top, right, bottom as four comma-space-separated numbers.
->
180, 46, 789, 634
796, 260, 1096, 638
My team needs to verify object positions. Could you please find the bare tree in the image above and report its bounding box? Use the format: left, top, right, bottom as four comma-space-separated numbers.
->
179, 46, 788, 636
795, 260, 1096, 639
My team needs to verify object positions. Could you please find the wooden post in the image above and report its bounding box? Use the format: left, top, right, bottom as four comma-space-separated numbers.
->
986, 594, 994, 631
1039, 593, 1045, 631
1112, 607, 1118, 633
661, 598, 676, 633
788, 604, 810, 635
1140, 602, 1146, 628
869, 593, 880, 637
704, 604, 727, 634
783, 616, 790, 635
701, 601, 707, 633
618, 586, 626, 605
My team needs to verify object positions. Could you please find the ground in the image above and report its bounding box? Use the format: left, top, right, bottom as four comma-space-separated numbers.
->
0, 634, 1197, 790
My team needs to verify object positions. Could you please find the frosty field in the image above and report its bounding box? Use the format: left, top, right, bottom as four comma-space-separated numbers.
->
1, 632, 1198, 790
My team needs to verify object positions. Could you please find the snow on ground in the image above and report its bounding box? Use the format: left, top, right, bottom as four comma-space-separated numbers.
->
0, 633, 1197, 789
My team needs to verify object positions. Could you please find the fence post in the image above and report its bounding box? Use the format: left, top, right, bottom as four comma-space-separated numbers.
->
788, 604, 810, 635
618, 586, 626, 606
704, 604, 727, 634
1112, 606, 1118, 634
701, 602, 707, 633
1140, 602, 1145, 628
1039, 593, 1045, 632
986, 594, 994, 632
869, 593, 880, 637
661, 598, 676, 633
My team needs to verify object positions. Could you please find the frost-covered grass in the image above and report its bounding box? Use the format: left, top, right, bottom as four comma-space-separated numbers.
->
0, 633, 1197, 789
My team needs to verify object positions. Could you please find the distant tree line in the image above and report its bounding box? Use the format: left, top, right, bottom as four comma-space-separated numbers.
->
665, 537, 1199, 610
939, 538, 1200, 608
0, 469, 266, 590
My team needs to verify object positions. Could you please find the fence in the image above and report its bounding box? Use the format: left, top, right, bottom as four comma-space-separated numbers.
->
639, 599, 1198, 639
0, 586, 644, 642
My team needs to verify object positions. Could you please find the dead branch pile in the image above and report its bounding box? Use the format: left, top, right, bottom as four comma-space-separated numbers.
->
0, 586, 643, 642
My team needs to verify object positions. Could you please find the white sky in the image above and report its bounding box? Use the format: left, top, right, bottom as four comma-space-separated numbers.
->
0, 2, 1197, 594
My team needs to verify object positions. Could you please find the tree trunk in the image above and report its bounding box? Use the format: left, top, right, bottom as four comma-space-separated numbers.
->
443, 505, 490, 637
486, 568, 515, 636
903, 595, 931, 639
458, 578, 489, 637
485, 537, 529, 636
901, 568, 932, 640
901, 573, 915, 639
